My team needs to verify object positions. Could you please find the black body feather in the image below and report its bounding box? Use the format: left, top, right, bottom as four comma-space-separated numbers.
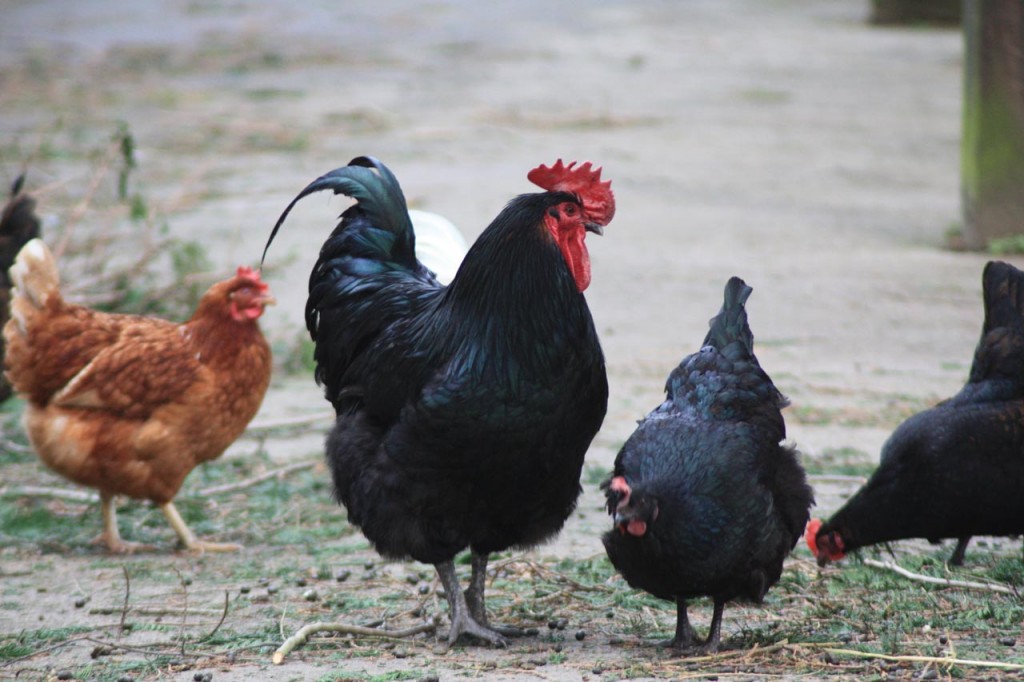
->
815, 261, 1024, 563
602, 277, 812, 651
265, 158, 608, 566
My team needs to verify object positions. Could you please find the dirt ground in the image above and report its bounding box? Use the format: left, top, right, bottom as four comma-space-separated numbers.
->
1, 1, 1021, 681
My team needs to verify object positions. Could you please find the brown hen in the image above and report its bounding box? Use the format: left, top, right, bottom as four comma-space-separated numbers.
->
4, 238, 274, 553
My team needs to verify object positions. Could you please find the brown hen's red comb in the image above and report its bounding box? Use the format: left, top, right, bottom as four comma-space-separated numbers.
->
528, 159, 616, 226
237, 266, 270, 291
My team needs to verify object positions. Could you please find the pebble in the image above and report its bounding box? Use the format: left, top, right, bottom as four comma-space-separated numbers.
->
364, 560, 375, 570
938, 634, 948, 645
393, 647, 409, 658
302, 589, 319, 602
999, 637, 1016, 647
418, 584, 430, 595
918, 668, 938, 680
575, 630, 586, 641
335, 569, 351, 582
56, 672, 73, 681
524, 627, 539, 636
73, 597, 88, 608
294, 577, 307, 587
267, 585, 279, 595
239, 585, 251, 594
419, 676, 440, 682
116, 676, 134, 682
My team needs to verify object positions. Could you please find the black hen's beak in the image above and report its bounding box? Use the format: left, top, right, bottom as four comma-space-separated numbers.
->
585, 222, 604, 236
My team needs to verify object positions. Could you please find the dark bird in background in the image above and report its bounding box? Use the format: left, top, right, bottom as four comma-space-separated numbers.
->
262, 157, 614, 646
0, 175, 41, 403
808, 261, 1024, 567
602, 277, 813, 653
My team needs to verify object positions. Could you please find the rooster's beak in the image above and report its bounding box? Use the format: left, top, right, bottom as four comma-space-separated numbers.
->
585, 222, 604, 236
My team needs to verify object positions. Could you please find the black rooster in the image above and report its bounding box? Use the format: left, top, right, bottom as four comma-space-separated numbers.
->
808, 261, 1024, 567
0, 175, 41, 403
602, 277, 813, 653
262, 157, 614, 646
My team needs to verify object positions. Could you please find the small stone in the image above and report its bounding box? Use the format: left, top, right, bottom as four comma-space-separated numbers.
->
364, 560, 375, 570
999, 636, 1016, 647
524, 627, 539, 636
239, 585, 251, 594
302, 589, 319, 602
608, 636, 622, 645
56, 672, 73, 681
267, 585, 279, 595
605, 611, 614, 619
938, 634, 948, 645
335, 569, 351, 582
257, 577, 271, 586
837, 631, 853, 643
393, 647, 409, 659
181, 575, 193, 586
555, 617, 568, 630
918, 668, 938, 680
529, 656, 547, 666
419, 676, 440, 682
91, 645, 114, 658
418, 584, 430, 595
117, 676, 134, 682
406, 574, 419, 585
553, 643, 563, 652
548, 619, 558, 630
73, 597, 88, 608
575, 630, 586, 641
294, 577, 307, 587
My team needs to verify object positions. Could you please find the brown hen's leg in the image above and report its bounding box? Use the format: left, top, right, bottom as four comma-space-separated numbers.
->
436, 560, 507, 648
161, 502, 242, 554
464, 552, 526, 637
92, 492, 155, 554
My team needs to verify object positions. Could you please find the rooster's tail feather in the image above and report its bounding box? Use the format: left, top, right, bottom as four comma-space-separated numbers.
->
8, 238, 60, 334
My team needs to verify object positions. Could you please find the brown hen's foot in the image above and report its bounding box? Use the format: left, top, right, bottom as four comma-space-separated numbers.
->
94, 492, 154, 553
91, 533, 156, 554
436, 560, 508, 648
160, 502, 242, 554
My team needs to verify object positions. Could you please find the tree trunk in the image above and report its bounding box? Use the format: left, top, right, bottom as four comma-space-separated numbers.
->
961, 0, 1024, 250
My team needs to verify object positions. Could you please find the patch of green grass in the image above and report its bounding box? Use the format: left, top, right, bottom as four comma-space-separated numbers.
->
803, 446, 875, 476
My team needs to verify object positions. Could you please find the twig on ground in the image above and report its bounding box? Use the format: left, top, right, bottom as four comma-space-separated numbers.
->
823, 646, 1024, 671
196, 461, 317, 497
119, 566, 130, 637
197, 591, 230, 644
2, 485, 98, 503
272, 619, 438, 665
862, 558, 1018, 595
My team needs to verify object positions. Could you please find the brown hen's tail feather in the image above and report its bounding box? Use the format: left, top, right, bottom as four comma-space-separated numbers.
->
8, 238, 60, 335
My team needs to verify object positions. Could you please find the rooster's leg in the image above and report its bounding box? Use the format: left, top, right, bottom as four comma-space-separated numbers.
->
949, 537, 970, 566
160, 502, 242, 554
464, 551, 526, 637
436, 559, 507, 648
660, 598, 697, 649
92, 492, 155, 554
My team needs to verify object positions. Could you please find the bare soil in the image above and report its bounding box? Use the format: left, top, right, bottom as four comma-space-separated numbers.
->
2, 1, 1022, 681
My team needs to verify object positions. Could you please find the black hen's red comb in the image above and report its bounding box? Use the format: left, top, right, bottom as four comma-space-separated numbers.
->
528, 159, 615, 226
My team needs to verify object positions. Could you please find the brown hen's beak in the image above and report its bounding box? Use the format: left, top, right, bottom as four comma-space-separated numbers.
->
585, 222, 604, 236
257, 293, 277, 306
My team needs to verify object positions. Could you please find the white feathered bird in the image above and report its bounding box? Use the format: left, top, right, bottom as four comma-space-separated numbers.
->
409, 209, 468, 285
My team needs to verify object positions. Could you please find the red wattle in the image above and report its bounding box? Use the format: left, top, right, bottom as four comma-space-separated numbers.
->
805, 518, 823, 555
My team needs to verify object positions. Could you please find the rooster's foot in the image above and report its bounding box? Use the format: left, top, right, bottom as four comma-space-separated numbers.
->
182, 540, 243, 555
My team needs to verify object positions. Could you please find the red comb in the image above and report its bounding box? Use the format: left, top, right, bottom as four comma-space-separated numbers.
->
236, 266, 269, 291
528, 159, 615, 226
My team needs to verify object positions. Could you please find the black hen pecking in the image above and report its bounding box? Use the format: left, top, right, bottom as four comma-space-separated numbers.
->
263, 157, 613, 646
808, 261, 1024, 567
602, 277, 813, 653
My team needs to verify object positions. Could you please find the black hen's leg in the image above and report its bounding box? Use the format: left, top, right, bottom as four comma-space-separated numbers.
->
465, 552, 526, 637
660, 598, 697, 649
948, 537, 970, 567
700, 599, 726, 653
436, 560, 507, 648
